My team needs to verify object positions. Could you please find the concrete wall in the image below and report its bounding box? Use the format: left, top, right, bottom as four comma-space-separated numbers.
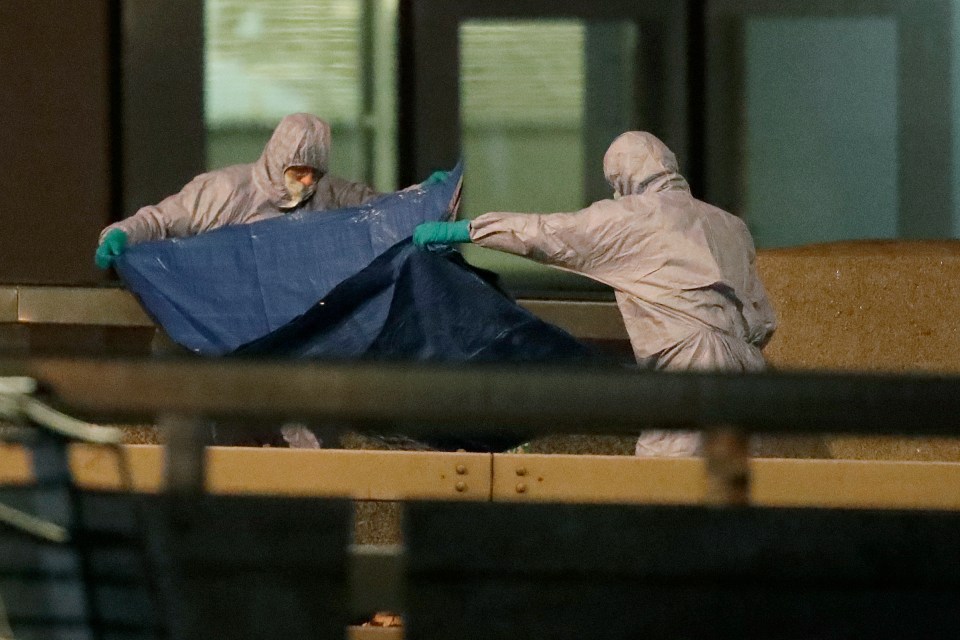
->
0, 0, 204, 285
0, 1, 116, 284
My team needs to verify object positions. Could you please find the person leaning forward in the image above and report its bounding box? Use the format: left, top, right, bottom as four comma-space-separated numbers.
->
414, 131, 777, 457
95, 112, 381, 269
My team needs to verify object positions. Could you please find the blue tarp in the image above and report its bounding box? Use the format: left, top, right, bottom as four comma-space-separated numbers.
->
115, 163, 611, 451
116, 164, 463, 355
234, 241, 602, 365
233, 241, 604, 452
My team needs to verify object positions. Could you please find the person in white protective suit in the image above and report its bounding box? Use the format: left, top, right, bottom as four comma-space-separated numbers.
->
413, 131, 777, 457
94, 112, 382, 268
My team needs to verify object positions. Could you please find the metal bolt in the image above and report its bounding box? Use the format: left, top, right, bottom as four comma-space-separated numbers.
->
515, 467, 527, 476
456, 465, 467, 475
455, 482, 467, 492
516, 483, 527, 494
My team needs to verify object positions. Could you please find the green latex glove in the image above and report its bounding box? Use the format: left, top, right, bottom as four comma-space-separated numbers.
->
422, 170, 449, 186
94, 229, 128, 269
413, 220, 471, 247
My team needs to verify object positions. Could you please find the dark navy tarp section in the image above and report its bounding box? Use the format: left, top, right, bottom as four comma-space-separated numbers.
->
234, 241, 603, 365
115, 165, 462, 355
232, 241, 605, 452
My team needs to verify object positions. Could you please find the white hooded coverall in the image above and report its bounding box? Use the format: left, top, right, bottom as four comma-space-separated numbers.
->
468, 132, 777, 456
99, 113, 380, 246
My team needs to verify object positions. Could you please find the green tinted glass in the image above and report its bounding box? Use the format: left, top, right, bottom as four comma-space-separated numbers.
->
459, 20, 636, 296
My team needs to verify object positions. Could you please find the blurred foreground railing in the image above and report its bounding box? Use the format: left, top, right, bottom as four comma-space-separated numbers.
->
2, 355, 960, 501
3, 357, 960, 638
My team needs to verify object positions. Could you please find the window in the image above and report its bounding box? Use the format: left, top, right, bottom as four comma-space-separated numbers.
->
705, 0, 954, 244
400, 1, 680, 295
204, 0, 398, 190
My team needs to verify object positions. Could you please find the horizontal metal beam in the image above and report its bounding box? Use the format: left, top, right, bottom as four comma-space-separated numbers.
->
6, 444, 959, 510
0, 444, 492, 501
2, 356, 960, 437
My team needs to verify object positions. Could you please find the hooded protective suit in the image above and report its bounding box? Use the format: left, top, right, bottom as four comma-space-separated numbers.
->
99, 113, 380, 246
467, 131, 777, 456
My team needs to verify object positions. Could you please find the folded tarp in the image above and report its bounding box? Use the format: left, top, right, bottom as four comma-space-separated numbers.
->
115, 165, 463, 355
234, 241, 603, 365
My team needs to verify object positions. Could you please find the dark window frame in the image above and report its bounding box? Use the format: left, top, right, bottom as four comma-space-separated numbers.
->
397, 0, 692, 201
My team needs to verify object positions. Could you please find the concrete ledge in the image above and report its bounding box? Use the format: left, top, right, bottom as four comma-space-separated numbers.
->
1, 284, 614, 339
348, 626, 403, 640
517, 299, 625, 340
13, 285, 153, 326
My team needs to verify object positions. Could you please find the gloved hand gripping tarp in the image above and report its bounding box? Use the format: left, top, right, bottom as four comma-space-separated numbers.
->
115, 165, 463, 354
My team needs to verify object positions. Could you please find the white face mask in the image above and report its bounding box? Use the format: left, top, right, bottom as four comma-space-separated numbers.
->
281, 170, 317, 208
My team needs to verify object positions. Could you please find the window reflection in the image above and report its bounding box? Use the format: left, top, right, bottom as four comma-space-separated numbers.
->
744, 17, 899, 247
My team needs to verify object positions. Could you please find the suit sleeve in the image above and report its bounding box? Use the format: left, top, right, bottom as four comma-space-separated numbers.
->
469, 201, 631, 272
98, 173, 223, 246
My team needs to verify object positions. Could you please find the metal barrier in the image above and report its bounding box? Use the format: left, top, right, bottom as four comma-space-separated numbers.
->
4, 445, 960, 511
3, 356, 960, 638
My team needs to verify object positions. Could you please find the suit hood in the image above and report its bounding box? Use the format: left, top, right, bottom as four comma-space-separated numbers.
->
252, 113, 331, 207
603, 131, 689, 196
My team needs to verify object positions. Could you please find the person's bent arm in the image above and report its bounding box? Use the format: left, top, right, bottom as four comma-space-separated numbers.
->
414, 200, 661, 293
94, 173, 232, 269
413, 203, 615, 274
97, 173, 216, 247
327, 175, 381, 209
469, 200, 623, 273
95, 195, 190, 269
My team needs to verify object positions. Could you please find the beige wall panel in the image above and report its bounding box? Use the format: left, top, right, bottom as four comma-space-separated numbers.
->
757, 240, 960, 374
518, 300, 627, 341
4, 446, 960, 510
18, 287, 152, 326
348, 626, 403, 640
491, 454, 960, 510
70, 444, 165, 491
492, 453, 706, 504
0, 445, 163, 491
